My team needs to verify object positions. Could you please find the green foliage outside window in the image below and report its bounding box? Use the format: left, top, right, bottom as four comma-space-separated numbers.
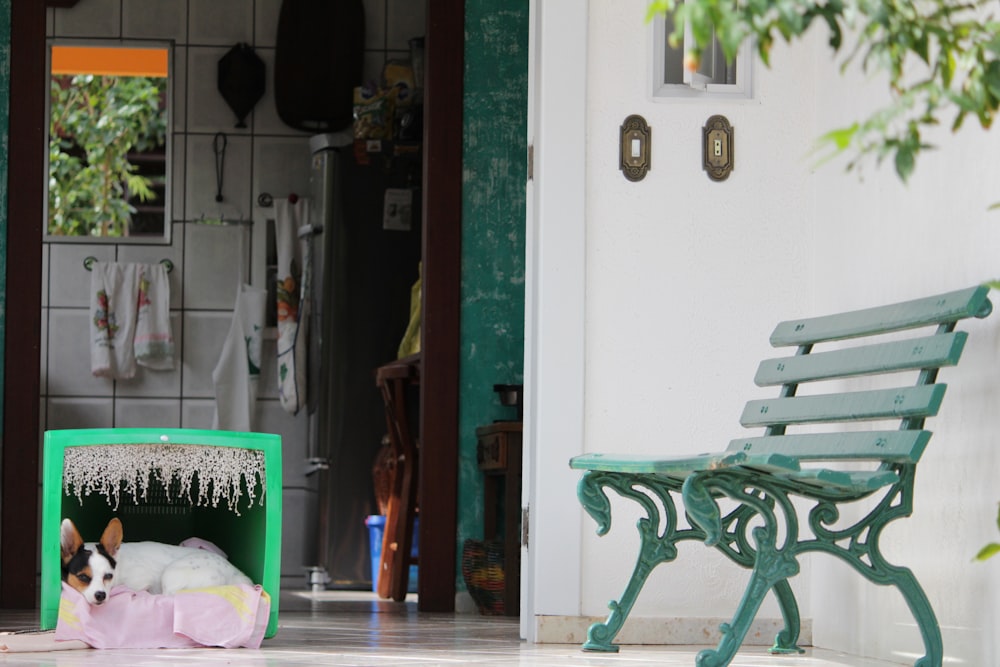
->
48, 74, 167, 237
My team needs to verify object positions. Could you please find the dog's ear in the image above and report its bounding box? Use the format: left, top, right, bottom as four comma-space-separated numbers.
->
60, 519, 84, 565
99, 518, 124, 558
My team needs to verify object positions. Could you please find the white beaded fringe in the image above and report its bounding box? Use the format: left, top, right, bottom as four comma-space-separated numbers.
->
62, 444, 266, 515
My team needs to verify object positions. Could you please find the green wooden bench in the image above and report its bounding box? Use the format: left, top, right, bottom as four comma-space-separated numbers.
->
570, 286, 993, 667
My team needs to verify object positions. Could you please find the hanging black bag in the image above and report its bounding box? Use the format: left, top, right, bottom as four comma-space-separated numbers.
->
274, 0, 365, 133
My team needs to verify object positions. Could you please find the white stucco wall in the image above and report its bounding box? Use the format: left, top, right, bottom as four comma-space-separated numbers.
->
809, 37, 1000, 666
579, 0, 818, 622
528, 0, 1000, 663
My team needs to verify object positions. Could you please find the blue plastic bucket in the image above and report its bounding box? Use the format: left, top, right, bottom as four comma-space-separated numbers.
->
365, 515, 418, 593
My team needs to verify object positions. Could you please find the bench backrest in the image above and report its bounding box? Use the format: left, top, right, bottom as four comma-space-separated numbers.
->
726, 286, 993, 465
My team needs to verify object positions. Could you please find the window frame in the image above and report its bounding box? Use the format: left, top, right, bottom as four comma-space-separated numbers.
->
650, 7, 754, 100
43, 38, 174, 245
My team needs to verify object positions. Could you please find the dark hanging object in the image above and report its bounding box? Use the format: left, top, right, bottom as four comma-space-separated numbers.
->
274, 0, 365, 132
217, 43, 266, 129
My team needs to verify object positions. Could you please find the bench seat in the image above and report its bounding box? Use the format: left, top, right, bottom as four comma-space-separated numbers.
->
569, 285, 993, 667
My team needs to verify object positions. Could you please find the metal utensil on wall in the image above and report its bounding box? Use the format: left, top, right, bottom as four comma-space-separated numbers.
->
217, 42, 266, 129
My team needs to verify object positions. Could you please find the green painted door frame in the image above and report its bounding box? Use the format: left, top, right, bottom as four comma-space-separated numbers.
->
458, 0, 528, 591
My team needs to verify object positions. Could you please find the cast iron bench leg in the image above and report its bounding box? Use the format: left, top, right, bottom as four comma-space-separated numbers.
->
769, 578, 804, 655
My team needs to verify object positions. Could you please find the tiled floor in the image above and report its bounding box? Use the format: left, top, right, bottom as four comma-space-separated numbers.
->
0, 591, 905, 666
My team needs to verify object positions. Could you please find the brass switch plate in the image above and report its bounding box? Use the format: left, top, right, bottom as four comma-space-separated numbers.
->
703, 115, 734, 181
620, 115, 651, 182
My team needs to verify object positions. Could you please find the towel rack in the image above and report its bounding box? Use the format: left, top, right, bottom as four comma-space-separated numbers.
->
83, 256, 174, 273
191, 214, 252, 226
257, 192, 299, 208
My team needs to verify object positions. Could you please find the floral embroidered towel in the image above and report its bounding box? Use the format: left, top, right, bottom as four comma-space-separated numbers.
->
90, 262, 141, 379
134, 262, 175, 370
275, 197, 311, 414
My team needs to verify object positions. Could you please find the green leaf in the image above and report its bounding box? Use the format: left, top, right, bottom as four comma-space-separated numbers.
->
974, 543, 1000, 561
820, 123, 859, 151
894, 146, 915, 182
988, 60, 1000, 101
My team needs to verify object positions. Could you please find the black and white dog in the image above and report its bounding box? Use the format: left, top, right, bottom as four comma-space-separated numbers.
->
60, 517, 252, 605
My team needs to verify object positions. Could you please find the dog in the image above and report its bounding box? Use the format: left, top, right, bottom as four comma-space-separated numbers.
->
60, 517, 252, 605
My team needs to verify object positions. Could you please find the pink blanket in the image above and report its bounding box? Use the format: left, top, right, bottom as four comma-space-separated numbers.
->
55, 582, 270, 649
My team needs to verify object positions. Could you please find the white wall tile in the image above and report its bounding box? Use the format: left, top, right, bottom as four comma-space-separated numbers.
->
122, 0, 187, 42
189, 0, 254, 46
387, 0, 424, 51
48, 245, 114, 309
364, 0, 386, 50
47, 397, 114, 431
114, 398, 182, 428
172, 48, 188, 134
185, 134, 253, 221
114, 312, 182, 398
47, 309, 114, 398
181, 311, 232, 398
182, 222, 251, 308
187, 47, 255, 134
255, 0, 282, 48
53, 0, 121, 38
171, 138, 186, 219
181, 399, 216, 428
252, 137, 312, 206
281, 487, 318, 576
255, 399, 309, 486
46, 8, 55, 37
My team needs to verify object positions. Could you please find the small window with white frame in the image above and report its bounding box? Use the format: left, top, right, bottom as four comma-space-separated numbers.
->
651, 2, 753, 100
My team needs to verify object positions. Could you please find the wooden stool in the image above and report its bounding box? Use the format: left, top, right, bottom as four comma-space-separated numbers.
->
476, 421, 522, 615
374, 353, 420, 601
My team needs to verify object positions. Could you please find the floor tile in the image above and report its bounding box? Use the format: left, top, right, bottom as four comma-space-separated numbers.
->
0, 591, 906, 666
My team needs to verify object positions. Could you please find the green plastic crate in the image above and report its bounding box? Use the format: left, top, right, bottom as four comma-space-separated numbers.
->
40, 428, 282, 638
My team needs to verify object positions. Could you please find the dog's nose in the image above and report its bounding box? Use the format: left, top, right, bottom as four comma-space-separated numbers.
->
94, 591, 106, 603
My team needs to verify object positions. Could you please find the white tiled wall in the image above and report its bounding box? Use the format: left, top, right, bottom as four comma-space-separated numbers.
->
40, 0, 426, 586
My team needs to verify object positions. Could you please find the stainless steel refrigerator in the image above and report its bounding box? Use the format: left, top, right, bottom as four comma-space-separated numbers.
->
307, 132, 422, 589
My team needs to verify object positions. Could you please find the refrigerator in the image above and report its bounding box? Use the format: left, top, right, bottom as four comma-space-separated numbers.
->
307, 132, 423, 588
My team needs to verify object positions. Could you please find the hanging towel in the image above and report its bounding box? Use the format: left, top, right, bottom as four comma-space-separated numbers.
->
90, 262, 142, 379
134, 262, 175, 370
275, 197, 311, 414
212, 284, 267, 431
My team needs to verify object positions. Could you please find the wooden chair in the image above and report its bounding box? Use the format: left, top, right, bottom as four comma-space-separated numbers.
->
375, 353, 420, 601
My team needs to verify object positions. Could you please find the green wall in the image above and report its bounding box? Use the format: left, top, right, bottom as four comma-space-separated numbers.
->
0, 0, 9, 430
459, 0, 529, 586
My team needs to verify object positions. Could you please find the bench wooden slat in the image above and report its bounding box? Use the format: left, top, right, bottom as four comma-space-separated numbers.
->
740, 384, 946, 427
778, 469, 900, 493
770, 285, 991, 347
754, 332, 967, 386
725, 430, 931, 463
569, 450, 800, 475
